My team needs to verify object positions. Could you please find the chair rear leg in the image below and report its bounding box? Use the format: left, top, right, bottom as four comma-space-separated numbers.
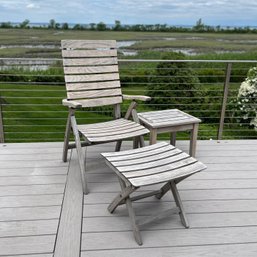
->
70, 116, 89, 194
62, 109, 74, 162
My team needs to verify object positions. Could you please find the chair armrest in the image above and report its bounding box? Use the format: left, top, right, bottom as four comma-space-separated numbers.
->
123, 94, 151, 102
62, 99, 82, 108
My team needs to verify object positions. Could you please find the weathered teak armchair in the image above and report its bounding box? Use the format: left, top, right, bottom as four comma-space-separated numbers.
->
61, 40, 150, 194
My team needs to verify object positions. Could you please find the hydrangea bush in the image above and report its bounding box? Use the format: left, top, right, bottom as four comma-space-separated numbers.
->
237, 67, 257, 130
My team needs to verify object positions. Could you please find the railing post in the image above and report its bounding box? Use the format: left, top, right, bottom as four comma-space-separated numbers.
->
217, 63, 232, 140
0, 100, 4, 143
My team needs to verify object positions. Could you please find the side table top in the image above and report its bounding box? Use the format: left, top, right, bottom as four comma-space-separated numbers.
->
138, 109, 201, 128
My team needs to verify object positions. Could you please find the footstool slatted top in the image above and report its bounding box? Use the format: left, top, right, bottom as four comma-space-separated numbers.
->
138, 109, 201, 128
102, 142, 207, 187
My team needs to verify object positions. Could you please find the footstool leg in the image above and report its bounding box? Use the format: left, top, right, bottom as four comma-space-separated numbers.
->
155, 182, 171, 199
170, 181, 189, 228
170, 132, 176, 146
119, 178, 142, 245
126, 197, 142, 245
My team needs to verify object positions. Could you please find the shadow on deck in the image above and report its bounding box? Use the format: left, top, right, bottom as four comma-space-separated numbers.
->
1, 140, 257, 256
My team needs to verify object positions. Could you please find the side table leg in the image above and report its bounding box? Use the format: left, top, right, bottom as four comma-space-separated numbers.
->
170, 132, 176, 146
149, 129, 157, 145
190, 123, 199, 157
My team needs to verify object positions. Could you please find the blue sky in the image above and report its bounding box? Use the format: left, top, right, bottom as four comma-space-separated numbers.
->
0, 0, 257, 26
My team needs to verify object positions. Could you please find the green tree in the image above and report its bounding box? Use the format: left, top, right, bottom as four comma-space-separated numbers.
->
146, 52, 200, 111
96, 22, 107, 31
89, 23, 96, 30
0, 22, 12, 28
113, 20, 121, 30
19, 19, 30, 28
62, 23, 69, 30
193, 18, 205, 32
48, 19, 56, 29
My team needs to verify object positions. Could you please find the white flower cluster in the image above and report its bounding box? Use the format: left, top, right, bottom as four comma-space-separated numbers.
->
237, 67, 257, 130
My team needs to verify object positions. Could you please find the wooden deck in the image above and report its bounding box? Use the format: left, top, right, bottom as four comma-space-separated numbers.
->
1, 140, 257, 256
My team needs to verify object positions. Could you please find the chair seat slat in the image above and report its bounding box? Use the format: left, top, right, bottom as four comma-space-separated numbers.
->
85, 128, 149, 143
81, 124, 146, 138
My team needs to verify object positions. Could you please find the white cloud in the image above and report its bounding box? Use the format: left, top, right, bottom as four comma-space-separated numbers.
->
26, 3, 40, 9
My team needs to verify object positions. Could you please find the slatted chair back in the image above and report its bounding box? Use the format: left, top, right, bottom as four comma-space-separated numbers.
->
61, 40, 123, 108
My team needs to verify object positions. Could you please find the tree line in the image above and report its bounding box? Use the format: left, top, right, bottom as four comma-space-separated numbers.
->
1, 18, 257, 34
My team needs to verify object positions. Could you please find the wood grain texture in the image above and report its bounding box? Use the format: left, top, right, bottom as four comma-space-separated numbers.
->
63, 57, 117, 66
64, 65, 118, 75
0, 235, 55, 256
66, 81, 120, 91
67, 88, 122, 100
54, 150, 84, 257
72, 96, 123, 108
81, 226, 257, 251
0, 184, 64, 196
62, 49, 117, 58
0, 206, 61, 222
81, 243, 257, 257
65, 73, 119, 83
0, 219, 58, 238
61, 40, 116, 49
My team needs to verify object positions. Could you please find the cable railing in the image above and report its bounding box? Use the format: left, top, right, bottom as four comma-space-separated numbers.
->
0, 57, 257, 143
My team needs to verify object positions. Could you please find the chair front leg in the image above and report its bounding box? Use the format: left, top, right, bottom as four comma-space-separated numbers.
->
62, 108, 75, 162
70, 116, 89, 194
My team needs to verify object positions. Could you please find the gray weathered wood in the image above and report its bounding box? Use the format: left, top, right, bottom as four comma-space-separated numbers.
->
81, 243, 257, 257
0, 235, 55, 256
61, 39, 117, 49
63, 57, 117, 66
54, 150, 84, 257
0, 219, 58, 238
67, 88, 122, 100
70, 116, 88, 194
0, 206, 61, 222
62, 49, 117, 58
66, 80, 121, 91
64, 65, 118, 74
0, 194, 63, 208
72, 96, 123, 108
81, 226, 257, 250
0, 184, 64, 196
138, 109, 201, 156
0, 175, 66, 186
65, 73, 119, 83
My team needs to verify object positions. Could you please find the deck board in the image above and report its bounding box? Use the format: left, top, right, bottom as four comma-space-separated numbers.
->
82, 140, 257, 256
1, 140, 257, 256
0, 142, 67, 256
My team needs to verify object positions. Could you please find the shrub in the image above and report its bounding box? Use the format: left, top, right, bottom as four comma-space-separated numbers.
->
236, 67, 257, 130
146, 52, 201, 111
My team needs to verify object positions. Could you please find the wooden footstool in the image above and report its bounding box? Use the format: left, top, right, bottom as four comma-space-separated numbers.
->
138, 109, 201, 157
101, 142, 206, 245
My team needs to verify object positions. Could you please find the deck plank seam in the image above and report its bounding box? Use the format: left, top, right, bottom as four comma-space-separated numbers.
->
52, 149, 71, 256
